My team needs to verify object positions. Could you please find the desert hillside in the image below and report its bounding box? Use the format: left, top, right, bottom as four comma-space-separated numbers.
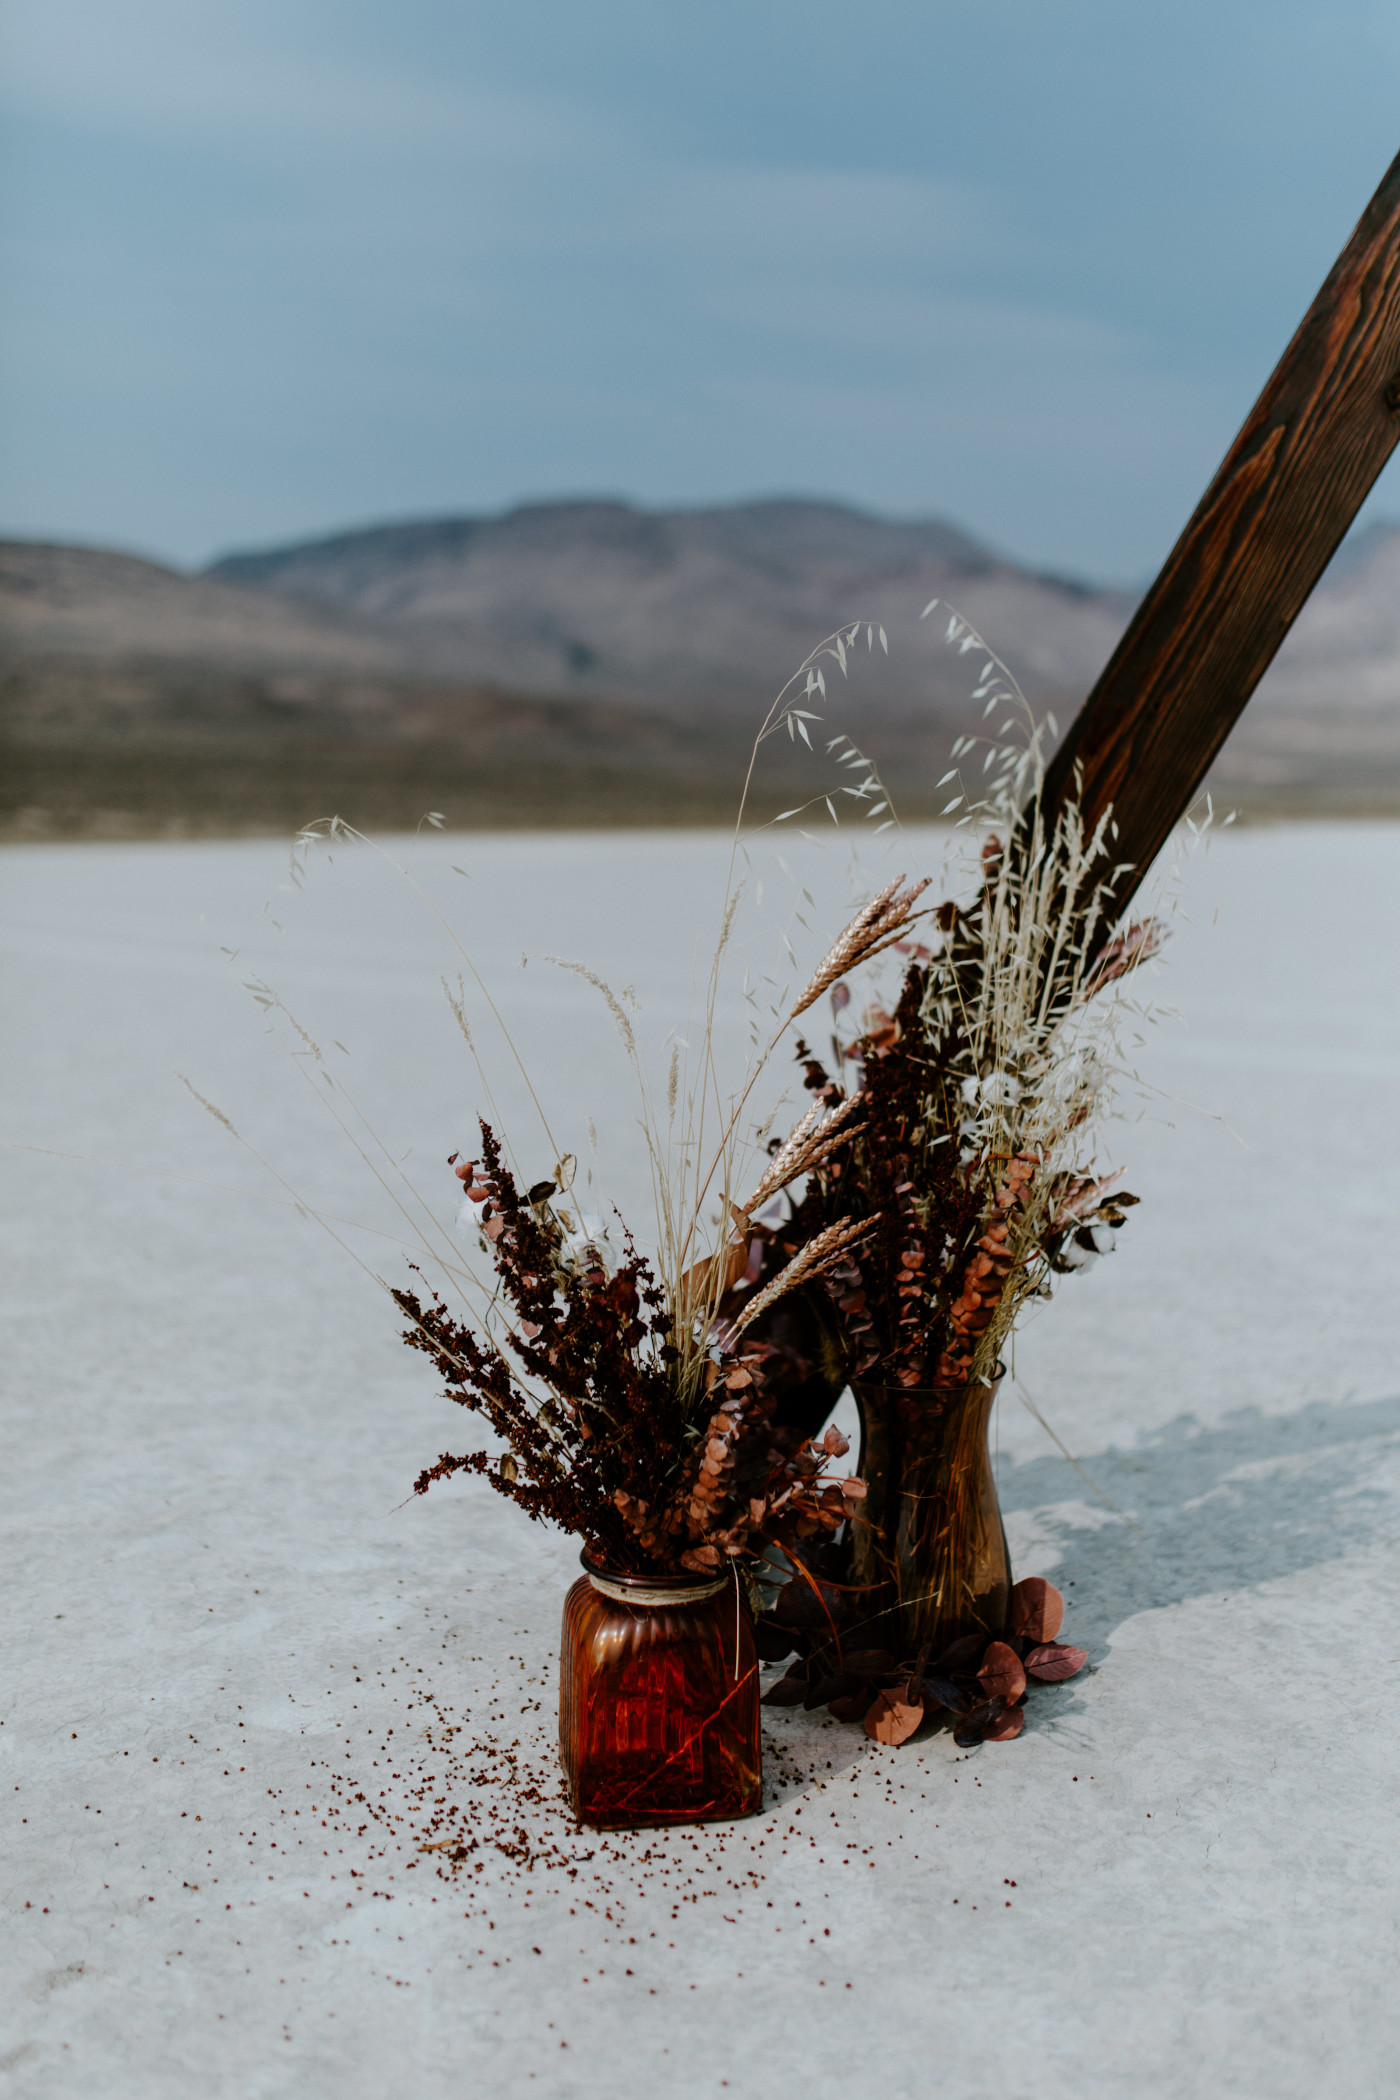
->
3, 500, 1397, 837
205, 499, 1134, 720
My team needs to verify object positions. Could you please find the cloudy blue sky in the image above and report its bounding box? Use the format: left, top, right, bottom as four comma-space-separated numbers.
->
2, 0, 1398, 580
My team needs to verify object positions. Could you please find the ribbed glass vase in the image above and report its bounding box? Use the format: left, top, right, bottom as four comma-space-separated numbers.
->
558, 1556, 762, 1828
849, 1368, 1010, 1657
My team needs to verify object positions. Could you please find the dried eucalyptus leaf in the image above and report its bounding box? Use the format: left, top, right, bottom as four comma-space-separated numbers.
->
1007, 1576, 1064, 1643
864, 1688, 924, 1746
931, 1634, 983, 1675
977, 1640, 1027, 1705
1024, 1641, 1088, 1682
805, 1672, 858, 1711
952, 1696, 1003, 1749
837, 1648, 899, 1679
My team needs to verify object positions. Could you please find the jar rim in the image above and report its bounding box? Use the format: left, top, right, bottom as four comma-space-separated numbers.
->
580, 1550, 730, 1604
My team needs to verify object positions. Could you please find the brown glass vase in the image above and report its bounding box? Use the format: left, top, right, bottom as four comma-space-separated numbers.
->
849, 1369, 1010, 1657
558, 1556, 762, 1828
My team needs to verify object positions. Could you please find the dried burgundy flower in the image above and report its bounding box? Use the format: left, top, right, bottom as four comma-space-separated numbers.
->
398, 1122, 866, 1579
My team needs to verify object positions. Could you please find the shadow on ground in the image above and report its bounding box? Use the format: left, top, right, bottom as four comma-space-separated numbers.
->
997, 1390, 1400, 1655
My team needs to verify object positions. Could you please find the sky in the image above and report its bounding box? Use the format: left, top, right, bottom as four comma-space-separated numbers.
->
2, 0, 1399, 582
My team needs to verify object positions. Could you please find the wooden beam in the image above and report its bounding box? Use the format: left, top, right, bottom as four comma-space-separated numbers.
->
1040, 148, 1400, 901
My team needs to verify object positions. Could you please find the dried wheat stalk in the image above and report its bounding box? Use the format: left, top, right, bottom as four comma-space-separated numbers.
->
732, 1214, 879, 1335
739, 1090, 866, 1216
789, 878, 931, 1019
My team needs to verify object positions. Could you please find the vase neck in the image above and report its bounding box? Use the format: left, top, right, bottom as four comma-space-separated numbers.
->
852, 1368, 1005, 1404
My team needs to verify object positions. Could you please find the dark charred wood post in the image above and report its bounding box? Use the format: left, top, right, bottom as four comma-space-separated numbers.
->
1039, 149, 1400, 911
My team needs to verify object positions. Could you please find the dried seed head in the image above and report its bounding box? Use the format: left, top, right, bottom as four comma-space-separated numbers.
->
789, 879, 931, 1019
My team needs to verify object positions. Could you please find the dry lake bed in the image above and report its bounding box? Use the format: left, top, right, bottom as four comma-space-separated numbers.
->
3, 822, 1399, 2098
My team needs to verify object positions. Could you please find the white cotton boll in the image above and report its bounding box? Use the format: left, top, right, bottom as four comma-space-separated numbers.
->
979, 1071, 1022, 1107
1059, 1241, 1099, 1272
561, 1212, 615, 1275
1061, 1221, 1118, 1272
961, 1071, 1022, 1109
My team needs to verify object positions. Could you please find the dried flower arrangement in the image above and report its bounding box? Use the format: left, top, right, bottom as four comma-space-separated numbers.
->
372, 654, 951, 1818
738, 638, 1158, 1399
190, 608, 1175, 1797
180, 639, 948, 1819
716, 612, 1169, 1726
390, 800, 937, 1586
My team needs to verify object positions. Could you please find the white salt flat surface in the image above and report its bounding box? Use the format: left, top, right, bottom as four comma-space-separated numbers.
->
3, 821, 1400, 2099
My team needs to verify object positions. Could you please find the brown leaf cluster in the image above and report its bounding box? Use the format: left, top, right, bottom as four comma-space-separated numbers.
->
757, 1573, 1087, 1751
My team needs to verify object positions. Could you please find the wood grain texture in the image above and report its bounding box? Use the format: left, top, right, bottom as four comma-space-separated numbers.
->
1041, 149, 1400, 903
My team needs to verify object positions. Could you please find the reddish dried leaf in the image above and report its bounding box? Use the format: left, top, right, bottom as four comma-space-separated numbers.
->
838, 1648, 899, 1679
924, 1676, 974, 1716
952, 1699, 998, 1749
1024, 1642, 1088, 1682
977, 1640, 1027, 1705
1007, 1576, 1064, 1643
761, 1679, 809, 1707
828, 1688, 874, 1723
931, 1634, 983, 1675
773, 1574, 844, 1634
864, 1689, 925, 1746
983, 1703, 1025, 1742
805, 1671, 858, 1711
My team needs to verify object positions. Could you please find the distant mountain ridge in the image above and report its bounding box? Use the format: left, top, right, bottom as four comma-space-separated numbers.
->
0, 537, 402, 676
3, 496, 1398, 837
203, 497, 1130, 717
209, 498, 1003, 596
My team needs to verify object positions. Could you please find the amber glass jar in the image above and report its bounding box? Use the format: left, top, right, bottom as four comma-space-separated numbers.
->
558, 1556, 762, 1828
849, 1368, 1010, 1656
